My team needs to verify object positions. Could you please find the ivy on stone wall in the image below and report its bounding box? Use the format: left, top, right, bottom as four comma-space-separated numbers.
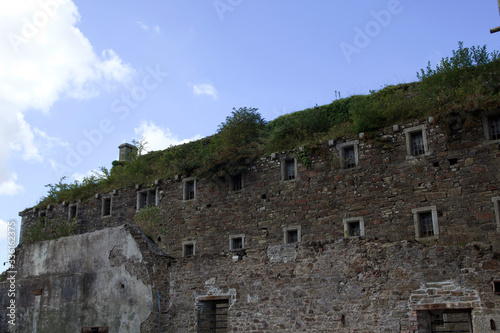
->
24, 217, 78, 244
133, 205, 168, 241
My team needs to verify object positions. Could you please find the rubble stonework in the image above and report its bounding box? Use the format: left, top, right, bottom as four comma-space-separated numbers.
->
4, 119, 500, 332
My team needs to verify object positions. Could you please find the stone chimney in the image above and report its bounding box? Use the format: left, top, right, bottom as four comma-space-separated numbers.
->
118, 143, 137, 161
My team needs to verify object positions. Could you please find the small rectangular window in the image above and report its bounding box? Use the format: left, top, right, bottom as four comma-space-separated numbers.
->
183, 241, 195, 257
343, 217, 365, 237
343, 146, 356, 169
404, 125, 428, 158
283, 159, 296, 180
348, 221, 361, 237
138, 191, 147, 208
185, 244, 194, 256
184, 180, 195, 200
489, 115, 500, 140
231, 237, 243, 250
283, 226, 301, 244
493, 280, 500, 295
287, 230, 298, 243
137, 189, 157, 209
419, 211, 434, 237
412, 206, 438, 239
411, 131, 425, 156
38, 211, 47, 225
230, 174, 243, 191
102, 198, 111, 217
68, 204, 77, 220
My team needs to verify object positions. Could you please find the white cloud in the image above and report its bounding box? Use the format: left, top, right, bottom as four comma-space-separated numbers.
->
0, 0, 134, 197
134, 120, 202, 152
193, 83, 218, 100
137, 20, 161, 34
0, 173, 24, 196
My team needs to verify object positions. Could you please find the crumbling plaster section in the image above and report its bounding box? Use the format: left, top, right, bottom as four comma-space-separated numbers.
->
17, 226, 153, 332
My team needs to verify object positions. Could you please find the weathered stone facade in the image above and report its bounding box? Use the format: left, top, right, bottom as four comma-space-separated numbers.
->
5, 118, 500, 332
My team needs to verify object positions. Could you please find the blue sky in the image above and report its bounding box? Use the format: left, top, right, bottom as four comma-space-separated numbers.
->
0, 0, 499, 268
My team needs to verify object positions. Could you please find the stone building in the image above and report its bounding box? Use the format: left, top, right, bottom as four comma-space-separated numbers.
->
2, 116, 500, 332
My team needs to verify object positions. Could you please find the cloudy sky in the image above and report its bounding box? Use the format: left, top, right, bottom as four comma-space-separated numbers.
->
0, 0, 498, 267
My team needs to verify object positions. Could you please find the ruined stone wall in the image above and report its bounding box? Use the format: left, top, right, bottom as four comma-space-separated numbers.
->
0, 226, 171, 333
14, 119, 500, 332
167, 237, 499, 332
20, 119, 500, 256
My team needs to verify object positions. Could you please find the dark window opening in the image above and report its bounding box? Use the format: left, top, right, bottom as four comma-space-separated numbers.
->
231, 237, 243, 250
69, 205, 77, 220
423, 309, 472, 333
284, 159, 295, 180
411, 131, 425, 156
197, 299, 228, 333
419, 211, 434, 237
494, 280, 500, 295
184, 244, 194, 257
184, 181, 195, 200
489, 115, 500, 140
138, 191, 147, 208
230, 174, 242, 191
138, 189, 157, 209
39, 211, 47, 225
448, 158, 458, 166
343, 146, 356, 169
102, 198, 111, 217
348, 221, 361, 237
287, 229, 298, 243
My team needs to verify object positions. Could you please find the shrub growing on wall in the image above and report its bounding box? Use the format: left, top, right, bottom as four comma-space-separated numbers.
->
24, 217, 78, 243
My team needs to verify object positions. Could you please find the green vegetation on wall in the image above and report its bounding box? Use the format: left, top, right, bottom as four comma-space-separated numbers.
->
24, 217, 78, 244
36, 42, 500, 208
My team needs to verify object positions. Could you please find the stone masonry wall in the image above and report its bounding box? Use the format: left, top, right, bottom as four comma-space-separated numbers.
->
14, 117, 500, 332
166, 238, 500, 332
20, 119, 500, 256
